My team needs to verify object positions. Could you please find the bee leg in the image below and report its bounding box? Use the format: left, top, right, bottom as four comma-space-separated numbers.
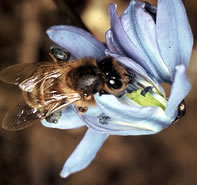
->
117, 89, 128, 97
44, 102, 63, 123
45, 110, 62, 123
49, 53, 58, 63
76, 106, 88, 114
49, 46, 70, 62
44, 102, 63, 118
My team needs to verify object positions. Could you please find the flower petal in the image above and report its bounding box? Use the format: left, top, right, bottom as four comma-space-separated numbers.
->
41, 105, 85, 129
105, 29, 126, 55
133, 1, 171, 81
60, 129, 108, 178
120, 1, 170, 82
83, 105, 103, 117
83, 114, 164, 135
156, 0, 194, 72
108, 3, 152, 73
87, 93, 171, 135
165, 65, 191, 120
47, 25, 106, 59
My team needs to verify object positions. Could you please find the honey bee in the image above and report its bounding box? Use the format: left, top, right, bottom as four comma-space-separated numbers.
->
0, 47, 132, 131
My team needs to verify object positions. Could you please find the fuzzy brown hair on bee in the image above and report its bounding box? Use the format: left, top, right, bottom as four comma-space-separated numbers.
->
0, 48, 131, 131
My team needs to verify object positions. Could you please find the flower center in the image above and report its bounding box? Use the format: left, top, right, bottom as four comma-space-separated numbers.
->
123, 74, 168, 110
126, 89, 167, 110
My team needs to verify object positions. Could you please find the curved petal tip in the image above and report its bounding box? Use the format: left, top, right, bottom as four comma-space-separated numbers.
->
59, 129, 108, 178
47, 25, 106, 59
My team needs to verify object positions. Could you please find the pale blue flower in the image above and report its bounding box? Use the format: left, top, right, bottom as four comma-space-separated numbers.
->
42, 0, 193, 178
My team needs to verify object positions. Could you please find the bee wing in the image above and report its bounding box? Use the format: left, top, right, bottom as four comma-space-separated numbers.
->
0, 62, 64, 94
2, 92, 81, 131
0, 62, 56, 85
19, 70, 62, 92
44, 93, 82, 117
2, 102, 41, 131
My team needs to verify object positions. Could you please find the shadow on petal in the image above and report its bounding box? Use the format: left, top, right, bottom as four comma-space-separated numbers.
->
105, 29, 126, 55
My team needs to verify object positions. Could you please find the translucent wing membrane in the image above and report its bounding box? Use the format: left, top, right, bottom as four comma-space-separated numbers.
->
0, 62, 60, 85
2, 102, 40, 131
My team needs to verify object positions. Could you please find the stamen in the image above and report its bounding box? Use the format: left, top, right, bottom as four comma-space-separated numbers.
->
123, 72, 168, 110
141, 86, 153, 96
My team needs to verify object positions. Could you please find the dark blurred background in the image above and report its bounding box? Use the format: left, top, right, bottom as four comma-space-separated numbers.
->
0, 0, 196, 185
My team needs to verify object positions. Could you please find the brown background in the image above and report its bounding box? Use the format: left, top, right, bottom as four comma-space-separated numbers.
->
0, 0, 197, 185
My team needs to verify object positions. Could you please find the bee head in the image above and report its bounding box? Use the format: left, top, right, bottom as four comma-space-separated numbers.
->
97, 57, 130, 96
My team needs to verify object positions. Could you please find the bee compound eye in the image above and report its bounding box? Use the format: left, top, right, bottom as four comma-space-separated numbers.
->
107, 78, 122, 89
